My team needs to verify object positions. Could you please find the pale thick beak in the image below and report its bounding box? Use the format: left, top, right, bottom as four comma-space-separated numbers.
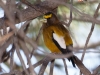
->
40, 17, 47, 23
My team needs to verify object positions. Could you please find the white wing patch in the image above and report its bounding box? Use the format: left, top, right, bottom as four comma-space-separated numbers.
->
53, 33, 66, 49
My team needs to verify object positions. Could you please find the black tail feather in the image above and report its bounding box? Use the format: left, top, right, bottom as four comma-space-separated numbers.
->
68, 56, 76, 67
52, 38, 76, 67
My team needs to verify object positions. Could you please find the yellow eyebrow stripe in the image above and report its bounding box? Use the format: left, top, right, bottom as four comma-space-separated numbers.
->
44, 14, 52, 19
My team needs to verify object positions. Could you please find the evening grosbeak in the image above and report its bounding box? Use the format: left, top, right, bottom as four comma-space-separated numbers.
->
42, 12, 76, 67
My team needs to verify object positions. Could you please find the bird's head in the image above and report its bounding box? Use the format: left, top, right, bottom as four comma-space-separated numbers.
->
43, 12, 59, 25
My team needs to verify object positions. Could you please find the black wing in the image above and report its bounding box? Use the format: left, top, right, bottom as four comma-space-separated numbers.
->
52, 32, 76, 67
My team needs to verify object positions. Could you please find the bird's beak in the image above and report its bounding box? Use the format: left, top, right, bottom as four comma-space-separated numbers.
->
40, 17, 47, 23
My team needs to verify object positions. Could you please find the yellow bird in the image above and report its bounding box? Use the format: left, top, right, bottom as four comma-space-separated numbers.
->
43, 12, 76, 67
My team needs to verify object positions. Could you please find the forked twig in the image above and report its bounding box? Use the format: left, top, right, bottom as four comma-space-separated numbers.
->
38, 57, 53, 75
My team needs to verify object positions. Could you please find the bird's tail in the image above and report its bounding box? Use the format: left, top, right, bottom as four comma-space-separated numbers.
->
68, 55, 76, 67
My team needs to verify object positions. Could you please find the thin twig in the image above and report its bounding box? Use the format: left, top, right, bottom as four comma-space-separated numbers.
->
81, 3, 100, 62
0, 37, 13, 62
14, 37, 30, 75
38, 57, 53, 75
67, 0, 73, 27
49, 60, 55, 75
0, 31, 14, 46
80, 3, 100, 75
10, 44, 15, 72
30, 24, 44, 58
35, 25, 43, 42
18, 38, 36, 75
21, 58, 45, 75
63, 59, 68, 75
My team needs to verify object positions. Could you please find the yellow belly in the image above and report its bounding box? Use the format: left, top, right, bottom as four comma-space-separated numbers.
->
43, 27, 61, 53
43, 34, 61, 53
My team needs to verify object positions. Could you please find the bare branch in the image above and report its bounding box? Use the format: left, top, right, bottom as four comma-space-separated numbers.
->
63, 59, 68, 75
14, 37, 30, 75
0, 31, 14, 46
49, 60, 55, 75
74, 56, 91, 75
93, 65, 100, 75
81, 3, 100, 62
